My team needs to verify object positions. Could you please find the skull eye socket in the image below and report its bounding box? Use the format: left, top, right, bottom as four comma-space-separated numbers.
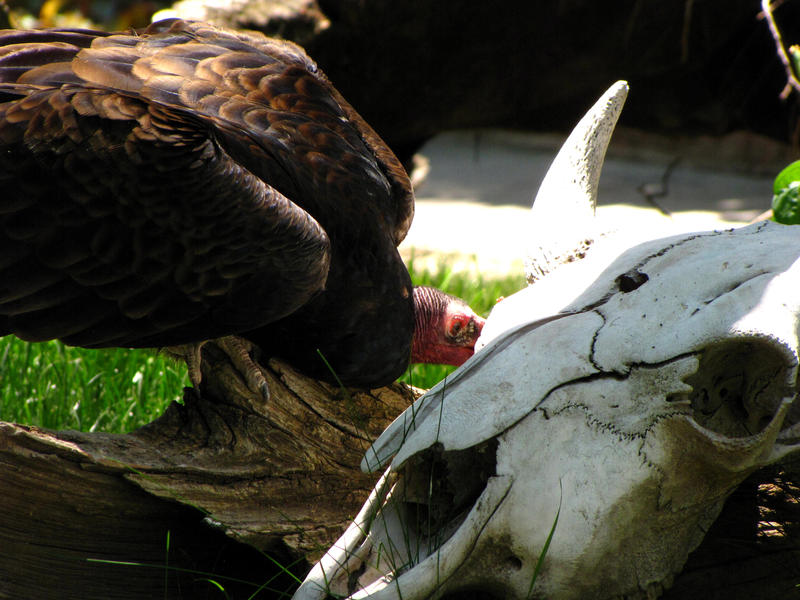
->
615, 268, 649, 292
685, 338, 796, 437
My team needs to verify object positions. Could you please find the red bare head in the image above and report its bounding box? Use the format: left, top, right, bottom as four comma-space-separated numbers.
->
410, 286, 486, 367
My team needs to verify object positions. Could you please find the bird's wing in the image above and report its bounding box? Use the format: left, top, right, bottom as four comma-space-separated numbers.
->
74, 19, 414, 245
0, 23, 333, 347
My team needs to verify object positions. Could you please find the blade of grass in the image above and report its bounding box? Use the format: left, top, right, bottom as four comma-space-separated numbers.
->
527, 480, 562, 599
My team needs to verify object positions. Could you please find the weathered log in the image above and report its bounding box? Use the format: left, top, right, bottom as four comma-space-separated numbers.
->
2, 346, 800, 600
664, 467, 800, 600
0, 341, 416, 599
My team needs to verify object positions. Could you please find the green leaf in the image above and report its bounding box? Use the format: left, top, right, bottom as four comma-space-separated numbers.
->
772, 160, 800, 225
773, 159, 800, 195
773, 181, 800, 225
791, 45, 800, 82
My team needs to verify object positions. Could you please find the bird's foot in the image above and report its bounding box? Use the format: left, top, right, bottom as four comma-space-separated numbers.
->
214, 336, 270, 401
165, 337, 269, 401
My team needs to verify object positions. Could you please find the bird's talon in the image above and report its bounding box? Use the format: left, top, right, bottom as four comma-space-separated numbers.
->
165, 342, 206, 390
216, 336, 270, 402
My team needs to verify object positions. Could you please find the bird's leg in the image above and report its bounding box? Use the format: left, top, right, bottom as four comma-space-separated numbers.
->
213, 336, 270, 401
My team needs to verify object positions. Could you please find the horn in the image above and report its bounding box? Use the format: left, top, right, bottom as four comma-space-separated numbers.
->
525, 81, 628, 283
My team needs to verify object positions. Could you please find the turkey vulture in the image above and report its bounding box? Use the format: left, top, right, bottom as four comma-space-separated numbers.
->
0, 18, 484, 389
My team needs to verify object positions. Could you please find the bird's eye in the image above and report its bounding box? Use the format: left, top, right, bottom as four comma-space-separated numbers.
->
448, 316, 466, 338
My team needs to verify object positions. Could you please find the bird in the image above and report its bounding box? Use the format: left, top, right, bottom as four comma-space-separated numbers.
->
0, 18, 485, 391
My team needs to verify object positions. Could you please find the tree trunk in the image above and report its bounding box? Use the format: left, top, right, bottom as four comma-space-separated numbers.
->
663, 466, 800, 600
0, 341, 416, 600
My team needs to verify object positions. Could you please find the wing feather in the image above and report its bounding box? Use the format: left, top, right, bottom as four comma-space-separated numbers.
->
62, 19, 413, 243
0, 36, 331, 347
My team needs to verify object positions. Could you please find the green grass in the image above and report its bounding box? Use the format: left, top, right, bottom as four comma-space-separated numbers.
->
0, 339, 189, 431
0, 265, 524, 433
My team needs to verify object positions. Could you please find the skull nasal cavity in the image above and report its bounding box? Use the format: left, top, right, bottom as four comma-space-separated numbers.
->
685, 338, 794, 437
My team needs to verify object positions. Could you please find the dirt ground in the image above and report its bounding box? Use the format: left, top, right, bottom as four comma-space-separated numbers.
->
401, 128, 784, 277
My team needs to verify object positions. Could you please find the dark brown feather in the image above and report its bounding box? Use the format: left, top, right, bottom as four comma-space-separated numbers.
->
0, 19, 418, 386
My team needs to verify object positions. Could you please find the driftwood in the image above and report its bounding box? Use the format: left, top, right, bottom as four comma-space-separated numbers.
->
1, 342, 800, 599
0, 341, 416, 599
665, 468, 800, 600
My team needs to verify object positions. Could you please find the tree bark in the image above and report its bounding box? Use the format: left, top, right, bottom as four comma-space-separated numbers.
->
0, 341, 416, 599
663, 466, 800, 600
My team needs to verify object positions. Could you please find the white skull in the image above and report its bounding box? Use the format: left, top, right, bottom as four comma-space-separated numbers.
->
294, 83, 800, 600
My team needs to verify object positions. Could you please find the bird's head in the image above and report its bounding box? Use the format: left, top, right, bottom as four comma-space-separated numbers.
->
410, 286, 485, 367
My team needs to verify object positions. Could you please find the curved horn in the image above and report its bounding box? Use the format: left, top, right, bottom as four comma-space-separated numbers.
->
525, 81, 628, 283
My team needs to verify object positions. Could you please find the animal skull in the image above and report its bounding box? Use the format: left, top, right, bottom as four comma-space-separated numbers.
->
294, 83, 800, 600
